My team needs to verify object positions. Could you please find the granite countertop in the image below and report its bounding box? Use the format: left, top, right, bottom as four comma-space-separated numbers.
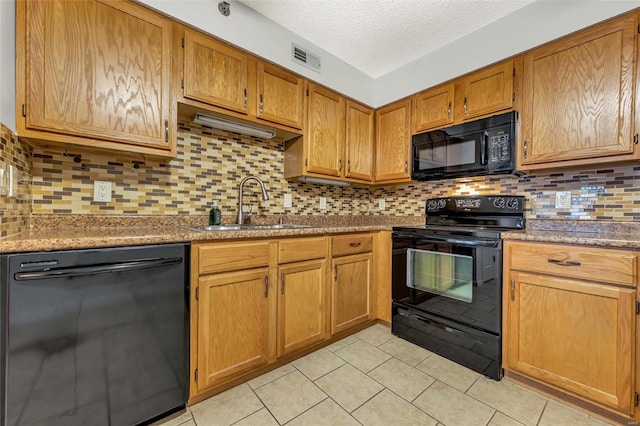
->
0, 215, 424, 254
502, 220, 640, 249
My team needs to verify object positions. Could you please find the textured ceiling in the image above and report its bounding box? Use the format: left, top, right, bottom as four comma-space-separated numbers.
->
237, 0, 535, 78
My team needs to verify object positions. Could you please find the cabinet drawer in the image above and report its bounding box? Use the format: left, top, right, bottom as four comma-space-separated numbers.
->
278, 237, 327, 264
508, 242, 637, 287
332, 233, 373, 257
198, 241, 270, 274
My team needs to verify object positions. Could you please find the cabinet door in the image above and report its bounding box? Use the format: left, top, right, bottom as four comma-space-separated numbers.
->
461, 61, 513, 120
520, 15, 636, 166
306, 84, 345, 177
23, 0, 171, 148
183, 29, 248, 114
413, 83, 454, 132
257, 62, 304, 129
506, 272, 635, 413
331, 253, 372, 335
345, 101, 374, 181
374, 98, 412, 183
197, 268, 270, 391
277, 260, 327, 357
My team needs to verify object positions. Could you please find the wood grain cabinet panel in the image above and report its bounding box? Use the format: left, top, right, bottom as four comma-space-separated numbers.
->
375, 98, 412, 183
18, 0, 174, 156
305, 84, 345, 177
520, 14, 637, 169
459, 61, 514, 120
196, 268, 270, 391
413, 83, 455, 133
504, 240, 638, 416
277, 260, 327, 357
183, 28, 249, 114
331, 253, 373, 335
345, 101, 374, 181
257, 62, 304, 129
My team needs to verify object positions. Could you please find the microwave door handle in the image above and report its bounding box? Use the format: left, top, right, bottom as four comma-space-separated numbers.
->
481, 131, 488, 165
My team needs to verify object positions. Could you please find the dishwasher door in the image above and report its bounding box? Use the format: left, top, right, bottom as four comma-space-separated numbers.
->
0, 243, 188, 426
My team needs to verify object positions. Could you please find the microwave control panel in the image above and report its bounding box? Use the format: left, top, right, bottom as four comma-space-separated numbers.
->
488, 134, 511, 163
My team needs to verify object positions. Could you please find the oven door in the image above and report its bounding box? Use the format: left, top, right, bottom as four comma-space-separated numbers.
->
391, 230, 502, 334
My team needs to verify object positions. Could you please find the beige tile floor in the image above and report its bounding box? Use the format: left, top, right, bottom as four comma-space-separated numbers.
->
160, 324, 613, 426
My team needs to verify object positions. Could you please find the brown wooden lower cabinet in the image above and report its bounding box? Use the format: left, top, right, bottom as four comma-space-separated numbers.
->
503, 240, 638, 418
277, 259, 327, 357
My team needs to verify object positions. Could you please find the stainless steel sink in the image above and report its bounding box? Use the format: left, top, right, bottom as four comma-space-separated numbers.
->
184, 224, 312, 232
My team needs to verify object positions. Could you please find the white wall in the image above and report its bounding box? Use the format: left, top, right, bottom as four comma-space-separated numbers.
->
375, 0, 640, 106
140, 0, 377, 105
0, 0, 16, 131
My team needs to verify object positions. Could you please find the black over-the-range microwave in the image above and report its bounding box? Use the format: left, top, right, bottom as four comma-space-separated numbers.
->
412, 111, 522, 181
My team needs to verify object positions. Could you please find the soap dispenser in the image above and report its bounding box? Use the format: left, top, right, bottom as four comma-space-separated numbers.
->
209, 200, 221, 226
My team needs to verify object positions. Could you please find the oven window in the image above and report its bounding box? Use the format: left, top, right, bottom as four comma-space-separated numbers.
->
406, 249, 473, 302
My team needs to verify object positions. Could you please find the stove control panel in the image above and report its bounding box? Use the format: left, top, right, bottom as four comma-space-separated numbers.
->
426, 195, 524, 213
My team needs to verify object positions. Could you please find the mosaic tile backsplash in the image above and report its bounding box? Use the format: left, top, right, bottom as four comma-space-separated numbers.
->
0, 124, 32, 238
1, 119, 639, 237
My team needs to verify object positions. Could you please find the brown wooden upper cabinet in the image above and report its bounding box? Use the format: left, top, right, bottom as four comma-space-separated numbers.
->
16, 0, 175, 157
257, 62, 305, 129
183, 29, 249, 115
458, 61, 514, 120
375, 98, 412, 183
519, 13, 638, 170
412, 83, 455, 133
285, 83, 373, 184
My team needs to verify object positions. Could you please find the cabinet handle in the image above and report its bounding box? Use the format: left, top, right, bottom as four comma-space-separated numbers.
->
243, 89, 248, 108
349, 242, 361, 247
264, 276, 269, 297
339, 159, 343, 172
547, 259, 581, 267
348, 160, 351, 173
281, 272, 285, 294
404, 161, 408, 173
523, 139, 528, 159
510, 279, 515, 302
447, 101, 451, 119
164, 119, 169, 142
463, 97, 467, 114
334, 264, 338, 281
259, 94, 264, 113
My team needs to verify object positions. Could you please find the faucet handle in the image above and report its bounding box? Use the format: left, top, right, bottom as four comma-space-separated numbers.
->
242, 203, 253, 219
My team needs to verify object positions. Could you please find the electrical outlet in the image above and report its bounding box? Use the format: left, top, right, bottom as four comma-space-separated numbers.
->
283, 193, 292, 208
93, 181, 112, 202
378, 198, 386, 210
319, 197, 327, 210
555, 191, 572, 209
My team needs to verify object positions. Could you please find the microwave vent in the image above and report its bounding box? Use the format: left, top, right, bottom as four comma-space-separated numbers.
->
291, 43, 321, 73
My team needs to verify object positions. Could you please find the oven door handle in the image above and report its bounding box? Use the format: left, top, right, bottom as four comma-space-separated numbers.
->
394, 234, 499, 248
397, 309, 465, 336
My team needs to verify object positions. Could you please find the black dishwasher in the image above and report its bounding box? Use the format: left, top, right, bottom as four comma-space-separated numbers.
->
0, 243, 189, 426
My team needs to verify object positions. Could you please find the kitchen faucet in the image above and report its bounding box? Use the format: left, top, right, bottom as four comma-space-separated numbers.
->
237, 176, 270, 225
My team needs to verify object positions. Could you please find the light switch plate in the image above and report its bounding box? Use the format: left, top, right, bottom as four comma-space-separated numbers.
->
378, 198, 386, 210
555, 191, 571, 209
0, 163, 6, 196
283, 193, 292, 208
94, 181, 112, 202
7, 165, 17, 198
319, 197, 327, 210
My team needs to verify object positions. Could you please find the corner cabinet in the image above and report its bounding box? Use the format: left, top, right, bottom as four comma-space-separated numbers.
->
285, 84, 373, 184
375, 98, 412, 183
519, 14, 638, 170
16, 0, 176, 158
503, 240, 638, 417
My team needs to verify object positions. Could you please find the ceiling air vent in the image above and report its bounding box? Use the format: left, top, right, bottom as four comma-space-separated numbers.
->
291, 43, 321, 73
